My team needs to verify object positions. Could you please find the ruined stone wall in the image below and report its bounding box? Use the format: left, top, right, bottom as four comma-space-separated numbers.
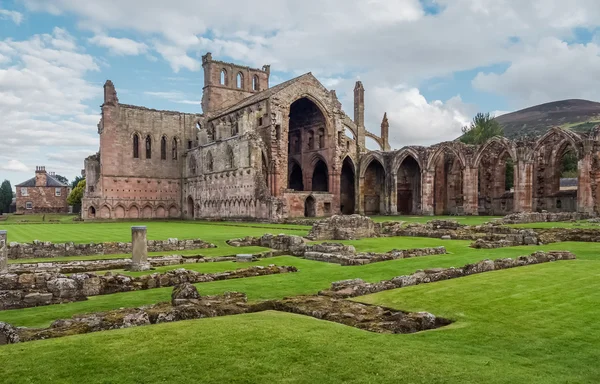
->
7, 239, 214, 260
82, 81, 201, 220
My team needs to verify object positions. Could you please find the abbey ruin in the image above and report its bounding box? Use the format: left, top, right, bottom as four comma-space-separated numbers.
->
82, 53, 600, 220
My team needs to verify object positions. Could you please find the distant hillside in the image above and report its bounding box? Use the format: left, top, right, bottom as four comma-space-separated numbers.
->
495, 99, 600, 139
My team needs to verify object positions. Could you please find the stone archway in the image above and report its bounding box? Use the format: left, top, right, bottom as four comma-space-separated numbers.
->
397, 155, 421, 214
289, 162, 304, 191
363, 159, 385, 215
88, 206, 96, 218
312, 160, 329, 192
305, 195, 316, 217
340, 157, 355, 214
187, 196, 195, 219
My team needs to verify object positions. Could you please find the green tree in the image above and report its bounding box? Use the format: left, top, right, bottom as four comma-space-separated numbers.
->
460, 112, 504, 145
70, 176, 85, 189
54, 174, 69, 185
0, 180, 12, 214
560, 150, 578, 178
67, 179, 86, 208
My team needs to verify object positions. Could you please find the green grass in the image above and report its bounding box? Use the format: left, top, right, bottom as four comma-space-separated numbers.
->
1, 237, 597, 329
1, 248, 599, 383
1, 220, 600, 383
0, 213, 79, 224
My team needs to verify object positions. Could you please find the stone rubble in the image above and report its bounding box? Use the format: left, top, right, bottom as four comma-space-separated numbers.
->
320, 251, 576, 298
0, 265, 298, 310
498, 212, 595, 224
7, 238, 216, 260
306, 215, 378, 240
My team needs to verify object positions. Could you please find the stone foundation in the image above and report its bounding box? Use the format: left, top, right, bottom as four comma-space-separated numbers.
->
498, 212, 595, 224
1, 284, 452, 345
320, 251, 576, 298
0, 265, 297, 310
8, 238, 216, 260
303, 243, 447, 266
307, 215, 378, 240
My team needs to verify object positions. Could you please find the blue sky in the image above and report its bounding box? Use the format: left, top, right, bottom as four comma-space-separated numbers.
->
2, 0, 600, 188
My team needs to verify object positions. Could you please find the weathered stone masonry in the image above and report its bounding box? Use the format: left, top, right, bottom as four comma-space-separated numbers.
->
83, 52, 600, 220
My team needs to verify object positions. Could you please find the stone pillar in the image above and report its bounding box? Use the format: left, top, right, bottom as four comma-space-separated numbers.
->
577, 143, 594, 214
0, 230, 7, 274
421, 170, 435, 215
462, 167, 479, 215
130, 226, 151, 272
357, 176, 365, 215
514, 160, 533, 212
389, 173, 398, 215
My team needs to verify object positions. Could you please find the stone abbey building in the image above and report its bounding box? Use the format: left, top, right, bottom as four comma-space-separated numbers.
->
82, 53, 600, 220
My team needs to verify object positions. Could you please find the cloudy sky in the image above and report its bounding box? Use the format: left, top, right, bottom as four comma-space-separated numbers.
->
2, 0, 600, 188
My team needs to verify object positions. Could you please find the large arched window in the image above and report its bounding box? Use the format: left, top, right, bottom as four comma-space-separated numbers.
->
252, 75, 259, 91
206, 151, 214, 172
145, 135, 152, 159
172, 138, 178, 160
133, 134, 139, 158
236, 72, 243, 89
161, 136, 167, 160
220, 69, 227, 85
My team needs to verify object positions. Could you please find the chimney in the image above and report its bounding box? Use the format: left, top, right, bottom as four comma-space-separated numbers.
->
35, 166, 47, 187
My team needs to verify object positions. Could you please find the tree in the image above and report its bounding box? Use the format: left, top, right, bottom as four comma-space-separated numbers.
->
71, 176, 85, 189
460, 112, 504, 145
54, 174, 69, 185
0, 180, 12, 214
67, 179, 86, 208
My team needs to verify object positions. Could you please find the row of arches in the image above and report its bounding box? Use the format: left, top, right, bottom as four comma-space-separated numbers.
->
186, 196, 263, 219
220, 69, 260, 91
133, 134, 179, 161
87, 203, 179, 219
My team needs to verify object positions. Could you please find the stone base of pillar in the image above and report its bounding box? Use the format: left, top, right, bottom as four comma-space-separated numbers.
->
128, 263, 152, 272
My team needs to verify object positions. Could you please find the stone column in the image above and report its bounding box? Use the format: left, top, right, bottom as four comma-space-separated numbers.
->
514, 160, 533, 212
577, 142, 594, 214
389, 173, 398, 215
462, 167, 479, 215
0, 230, 7, 274
130, 226, 151, 272
421, 170, 435, 216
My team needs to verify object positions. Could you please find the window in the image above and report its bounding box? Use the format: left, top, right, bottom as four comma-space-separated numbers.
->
226, 146, 234, 168
189, 156, 197, 175
26, 202, 33, 210
172, 138, 178, 160
232, 122, 239, 136
133, 134, 139, 158
188, 140, 192, 150
207, 151, 214, 172
220, 69, 227, 85
258, 117, 263, 126
55, 188, 61, 197
236, 73, 243, 89
21, 187, 28, 196
253, 75, 259, 91
161, 136, 167, 160
145, 135, 152, 159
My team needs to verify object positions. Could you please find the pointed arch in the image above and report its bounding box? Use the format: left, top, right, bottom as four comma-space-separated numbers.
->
206, 151, 214, 172
533, 127, 583, 158
142, 204, 153, 219
288, 160, 304, 191
252, 75, 260, 91
133, 133, 140, 158
426, 143, 467, 171
145, 135, 152, 159
114, 204, 126, 219
172, 138, 178, 160
341, 156, 356, 214
236, 72, 243, 89
161, 136, 167, 160
473, 137, 516, 168
220, 69, 227, 85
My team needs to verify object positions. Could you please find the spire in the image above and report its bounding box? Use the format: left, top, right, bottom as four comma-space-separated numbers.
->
381, 112, 390, 150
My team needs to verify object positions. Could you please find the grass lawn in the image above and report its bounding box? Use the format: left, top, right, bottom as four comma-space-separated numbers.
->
1, 244, 598, 383
0, 213, 79, 224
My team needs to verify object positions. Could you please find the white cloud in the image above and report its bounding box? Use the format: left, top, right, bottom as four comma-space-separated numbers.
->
0, 9, 23, 24
0, 28, 100, 186
0, 160, 29, 172
473, 37, 600, 107
89, 35, 148, 55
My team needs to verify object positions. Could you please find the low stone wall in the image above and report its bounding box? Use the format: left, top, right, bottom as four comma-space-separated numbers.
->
303, 243, 447, 266
320, 251, 576, 298
536, 228, 600, 243
307, 215, 378, 240
498, 212, 595, 224
0, 265, 297, 310
8, 238, 216, 260
1, 284, 452, 344
8, 250, 284, 275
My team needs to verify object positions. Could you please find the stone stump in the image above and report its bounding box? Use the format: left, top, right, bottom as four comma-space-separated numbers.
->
0, 230, 7, 274
236, 254, 253, 263
130, 226, 151, 272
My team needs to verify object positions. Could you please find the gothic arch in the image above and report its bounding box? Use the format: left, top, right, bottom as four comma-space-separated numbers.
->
426, 142, 467, 171
99, 204, 111, 219
473, 136, 516, 168
392, 147, 424, 175
141, 204, 153, 219
287, 93, 333, 133
114, 204, 126, 219
155, 205, 167, 218
533, 127, 583, 159
359, 152, 386, 178
128, 204, 140, 219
